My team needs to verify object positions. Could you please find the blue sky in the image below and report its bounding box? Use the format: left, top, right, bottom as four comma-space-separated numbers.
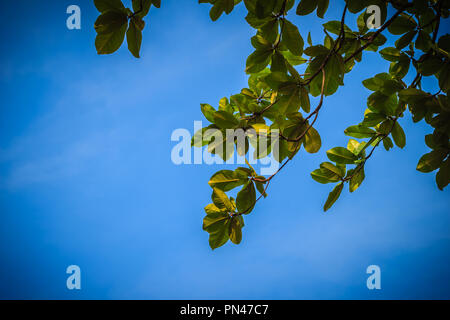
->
0, 1, 449, 299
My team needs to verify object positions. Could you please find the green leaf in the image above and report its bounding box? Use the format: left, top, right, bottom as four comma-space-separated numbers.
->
389, 54, 410, 79
200, 104, 216, 123
361, 112, 386, 127
303, 127, 321, 153
277, 89, 301, 115
436, 158, 450, 190
283, 51, 308, 66
94, 0, 125, 12
307, 32, 312, 46
398, 88, 429, 103
94, 9, 128, 34
326, 147, 358, 164
261, 19, 279, 43
311, 167, 340, 184
213, 111, 239, 129
236, 181, 257, 214
417, 150, 447, 173
151, 0, 161, 8
415, 30, 432, 52
296, 0, 318, 16
346, 0, 368, 13
271, 51, 287, 73
229, 216, 244, 244
439, 63, 450, 92
203, 211, 230, 250
282, 20, 304, 56
367, 92, 397, 116
347, 139, 366, 156
316, 0, 329, 18
382, 136, 394, 151
95, 18, 128, 54
438, 34, 450, 52
378, 119, 393, 135
211, 188, 234, 211
349, 166, 365, 192
344, 125, 376, 138
209, 0, 236, 21
208, 170, 247, 191
380, 47, 401, 62
255, 180, 267, 197
132, 0, 152, 17
323, 182, 343, 212
323, 21, 351, 35
391, 121, 406, 148
300, 86, 310, 113
321, 161, 344, 178
395, 30, 417, 50
204, 203, 225, 215
245, 49, 273, 74
419, 56, 442, 76
126, 18, 143, 58
255, 0, 277, 18
387, 13, 417, 35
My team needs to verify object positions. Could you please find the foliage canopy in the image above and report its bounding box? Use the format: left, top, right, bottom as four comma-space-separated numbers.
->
94, 0, 450, 249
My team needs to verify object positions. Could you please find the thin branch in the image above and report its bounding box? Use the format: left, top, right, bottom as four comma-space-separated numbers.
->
280, 69, 326, 142
344, 6, 411, 64
235, 4, 349, 215
305, 4, 348, 85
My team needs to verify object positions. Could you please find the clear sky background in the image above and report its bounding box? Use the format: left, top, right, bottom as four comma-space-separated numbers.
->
0, 1, 449, 299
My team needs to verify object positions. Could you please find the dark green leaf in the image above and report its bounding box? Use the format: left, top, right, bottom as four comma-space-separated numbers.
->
349, 166, 365, 192
94, 0, 125, 12
395, 30, 417, 50
132, 0, 152, 17
326, 147, 358, 164
417, 150, 447, 173
95, 16, 128, 54
296, 0, 318, 16
213, 111, 239, 129
245, 49, 273, 74
211, 188, 234, 211
283, 20, 304, 56
208, 170, 247, 191
203, 211, 230, 250
344, 125, 376, 138
126, 18, 143, 58
387, 13, 417, 35
201, 104, 216, 123
304, 127, 321, 153
236, 181, 257, 214
391, 121, 406, 148
229, 216, 244, 244
323, 182, 343, 212
436, 158, 450, 190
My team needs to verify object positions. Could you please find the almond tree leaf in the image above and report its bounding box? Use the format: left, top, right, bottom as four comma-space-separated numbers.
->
323, 182, 343, 212
126, 19, 143, 58
304, 127, 321, 153
95, 21, 128, 54
236, 181, 256, 214
349, 166, 365, 192
326, 147, 358, 164
94, 0, 126, 12
417, 150, 447, 173
283, 20, 304, 56
391, 121, 406, 148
